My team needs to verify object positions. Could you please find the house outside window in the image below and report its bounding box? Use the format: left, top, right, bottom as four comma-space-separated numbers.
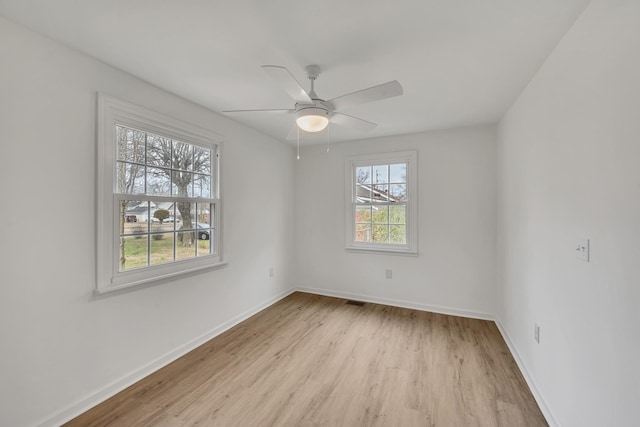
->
345, 150, 417, 255
97, 94, 224, 293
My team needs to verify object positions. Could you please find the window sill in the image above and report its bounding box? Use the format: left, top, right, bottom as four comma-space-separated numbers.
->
345, 247, 418, 257
95, 260, 228, 296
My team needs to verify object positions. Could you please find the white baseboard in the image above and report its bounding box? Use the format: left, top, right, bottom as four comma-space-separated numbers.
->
494, 320, 560, 427
296, 286, 495, 321
36, 287, 296, 427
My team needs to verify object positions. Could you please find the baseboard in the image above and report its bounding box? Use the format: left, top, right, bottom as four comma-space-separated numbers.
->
36, 287, 296, 427
296, 286, 495, 321
494, 320, 560, 427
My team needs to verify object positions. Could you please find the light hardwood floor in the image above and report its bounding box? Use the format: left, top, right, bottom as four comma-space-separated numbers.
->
65, 292, 547, 426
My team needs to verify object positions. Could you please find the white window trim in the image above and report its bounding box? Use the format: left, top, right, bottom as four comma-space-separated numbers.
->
96, 93, 226, 294
345, 150, 418, 255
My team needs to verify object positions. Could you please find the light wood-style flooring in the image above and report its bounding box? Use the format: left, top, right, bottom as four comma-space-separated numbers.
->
65, 292, 547, 426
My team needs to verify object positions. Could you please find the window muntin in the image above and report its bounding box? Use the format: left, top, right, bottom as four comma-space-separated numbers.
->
97, 94, 224, 293
354, 162, 407, 244
118, 199, 215, 271
346, 151, 417, 254
115, 125, 216, 272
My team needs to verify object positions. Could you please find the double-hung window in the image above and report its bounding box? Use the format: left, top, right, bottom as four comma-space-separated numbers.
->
97, 94, 224, 293
345, 151, 417, 254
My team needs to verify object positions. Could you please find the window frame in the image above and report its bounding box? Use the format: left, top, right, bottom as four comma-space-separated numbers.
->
96, 93, 225, 294
345, 150, 418, 255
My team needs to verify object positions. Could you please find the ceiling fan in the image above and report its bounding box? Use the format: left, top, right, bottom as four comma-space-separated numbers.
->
222, 65, 403, 136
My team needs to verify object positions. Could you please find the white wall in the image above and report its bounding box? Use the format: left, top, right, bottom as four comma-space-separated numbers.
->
8, 0, 638, 424
496, 0, 640, 426
295, 125, 497, 318
0, 17, 295, 427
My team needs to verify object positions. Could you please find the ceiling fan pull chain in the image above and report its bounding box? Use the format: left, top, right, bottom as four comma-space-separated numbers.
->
297, 126, 300, 160
326, 125, 330, 153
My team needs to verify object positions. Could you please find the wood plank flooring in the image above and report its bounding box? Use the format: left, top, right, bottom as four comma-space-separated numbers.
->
65, 292, 547, 427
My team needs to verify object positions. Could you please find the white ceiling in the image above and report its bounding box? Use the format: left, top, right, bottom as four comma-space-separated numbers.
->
0, 0, 589, 144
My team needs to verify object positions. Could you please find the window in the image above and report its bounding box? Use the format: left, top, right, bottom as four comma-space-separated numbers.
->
345, 151, 417, 254
97, 94, 224, 293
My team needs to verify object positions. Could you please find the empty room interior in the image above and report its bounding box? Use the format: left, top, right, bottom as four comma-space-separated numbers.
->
1, 1, 638, 426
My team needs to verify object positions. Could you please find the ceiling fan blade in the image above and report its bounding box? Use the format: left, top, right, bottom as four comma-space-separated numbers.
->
326, 80, 403, 111
262, 65, 313, 104
330, 112, 377, 131
222, 109, 295, 115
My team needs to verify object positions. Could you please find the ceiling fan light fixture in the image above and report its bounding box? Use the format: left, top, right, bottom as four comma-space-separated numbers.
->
296, 107, 329, 132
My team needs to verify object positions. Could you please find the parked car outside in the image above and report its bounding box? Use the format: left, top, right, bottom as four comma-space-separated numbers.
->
195, 223, 210, 240
178, 222, 210, 240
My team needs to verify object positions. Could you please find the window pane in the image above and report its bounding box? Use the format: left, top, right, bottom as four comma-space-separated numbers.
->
390, 163, 407, 183
116, 126, 145, 164
179, 222, 196, 231
355, 183, 373, 203
173, 141, 193, 171
172, 171, 194, 197
355, 206, 372, 223
194, 146, 211, 175
372, 206, 388, 224
373, 225, 389, 243
373, 165, 388, 184
389, 184, 407, 201
202, 205, 215, 253
194, 174, 211, 198
197, 238, 211, 256
355, 224, 372, 243
176, 231, 196, 260
150, 233, 174, 265
356, 166, 371, 185
176, 202, 196, 229
390, 225, 407, 244
146, 134, 172, 168
149, 219, 165, 238
151, 203, 175, 228
195, 226, 210, 242
371, 184, 389, 202
389, 205, 406, 224
122, 200, 148, 234
116, 162, 145, 194
120, 235, 148, 271
147, 167, 171, 196
167, 203, 181, 230
196, 203, 212, 227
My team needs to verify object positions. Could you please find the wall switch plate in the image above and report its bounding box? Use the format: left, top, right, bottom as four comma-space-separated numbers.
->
575, 237, 590, 262
385, 269, 392, 279
534, 323, 540, 343
269, 267, 274, 277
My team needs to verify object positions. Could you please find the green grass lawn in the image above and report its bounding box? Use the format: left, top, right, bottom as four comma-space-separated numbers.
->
121, 233, 211, 270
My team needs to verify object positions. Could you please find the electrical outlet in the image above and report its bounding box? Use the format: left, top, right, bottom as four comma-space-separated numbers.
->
385, 269, 392, 279
534, 323, 540, 343
269, 267, 274, 278
575, 237, 590, 262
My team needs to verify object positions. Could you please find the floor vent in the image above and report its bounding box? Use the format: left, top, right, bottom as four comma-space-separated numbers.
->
346, 300, 365, 307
